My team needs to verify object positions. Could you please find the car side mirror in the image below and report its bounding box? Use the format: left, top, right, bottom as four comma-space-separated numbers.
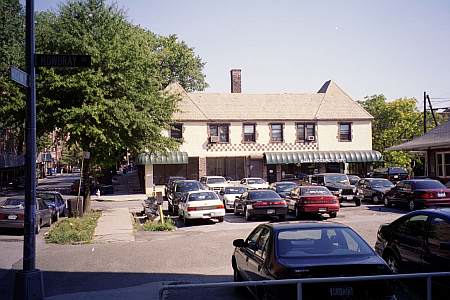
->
440, 242, 450, 251
219, 190, 225, 196
233, 239, 246, 248
235, 196, 240, 200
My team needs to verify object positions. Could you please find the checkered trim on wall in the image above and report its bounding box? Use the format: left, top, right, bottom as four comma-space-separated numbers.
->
206, 143, 318, 152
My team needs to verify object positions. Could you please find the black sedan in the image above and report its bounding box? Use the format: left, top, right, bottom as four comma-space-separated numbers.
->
355, 178, 394, 204
234, 190, 287, 221
384, 179, 450, 210
232, 222, 394, 300
375, 208, 450, 273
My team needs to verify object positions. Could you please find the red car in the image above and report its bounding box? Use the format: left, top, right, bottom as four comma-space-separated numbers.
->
384, 179, 450, 210
287, 186, 339, 218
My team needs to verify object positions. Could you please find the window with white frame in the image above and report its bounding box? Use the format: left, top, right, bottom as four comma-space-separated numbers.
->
436, 152, 450, 177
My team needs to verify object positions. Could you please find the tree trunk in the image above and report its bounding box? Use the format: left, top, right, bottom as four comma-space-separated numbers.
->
82, 157, 91, 213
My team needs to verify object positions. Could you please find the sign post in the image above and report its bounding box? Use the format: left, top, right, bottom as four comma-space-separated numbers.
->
13, 0, 44, 299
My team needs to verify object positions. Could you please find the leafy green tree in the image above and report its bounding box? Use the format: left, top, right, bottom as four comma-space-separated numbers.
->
34, 0, 207, 211
360, 95, 442, 169
0, 0, 25, 153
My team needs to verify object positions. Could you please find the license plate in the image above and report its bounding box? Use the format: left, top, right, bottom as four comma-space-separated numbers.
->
267, 209, 275, 214
344, 195, 353, 200
319, 208, 327, 212
438, 192, 446, 198
8, 214, 17, 220
329, 287, 353, 296
394, 175, 399, 178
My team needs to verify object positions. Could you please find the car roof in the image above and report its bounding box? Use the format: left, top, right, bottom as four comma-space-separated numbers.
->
244, 177, 264, 180
408, 208, 450, 218
36, 191, 61, 194
248, 189, 275, 193
265, 221, 349, 230
274, 181, 296, 185
186, 190, 215, 195
315, 173, 347, 176
204, 176, 225, 178
175, 180, 200, 183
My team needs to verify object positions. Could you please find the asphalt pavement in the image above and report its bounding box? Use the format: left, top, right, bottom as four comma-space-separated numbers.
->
0, 174, 409, 300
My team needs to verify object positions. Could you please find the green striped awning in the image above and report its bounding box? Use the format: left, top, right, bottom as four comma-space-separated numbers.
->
264, 150, 382, 164
135, 151, 188, 165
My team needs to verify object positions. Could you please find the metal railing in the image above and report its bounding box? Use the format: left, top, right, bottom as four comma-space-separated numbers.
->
159, 272, 450, 300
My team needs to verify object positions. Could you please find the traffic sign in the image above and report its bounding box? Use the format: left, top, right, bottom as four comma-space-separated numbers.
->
10, 66, 28, 87
35, 54, 91, 68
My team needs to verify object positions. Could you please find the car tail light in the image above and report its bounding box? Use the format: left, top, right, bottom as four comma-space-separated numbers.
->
418, 192, 435, 199
272, 200, 286, 206
216, 204, 224, 209
187, 206, 197, 211
253, 201, 270, 207
0, 213, 5, 220
17, 214, 24, 220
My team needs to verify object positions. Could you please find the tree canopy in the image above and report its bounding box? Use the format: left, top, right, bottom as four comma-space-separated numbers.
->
360, 95, 442, 168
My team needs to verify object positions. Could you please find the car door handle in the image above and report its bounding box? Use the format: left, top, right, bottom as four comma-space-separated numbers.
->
258, 265, 262, 271
246, 257, 249, 263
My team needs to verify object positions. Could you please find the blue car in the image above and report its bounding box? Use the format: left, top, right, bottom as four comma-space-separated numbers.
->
36, 191, 66, 222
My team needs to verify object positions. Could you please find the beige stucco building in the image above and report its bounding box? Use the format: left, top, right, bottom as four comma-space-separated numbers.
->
137, 70, 381, 194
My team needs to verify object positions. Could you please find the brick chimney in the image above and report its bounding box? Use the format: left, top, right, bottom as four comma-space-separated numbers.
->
230, 69, 241, 93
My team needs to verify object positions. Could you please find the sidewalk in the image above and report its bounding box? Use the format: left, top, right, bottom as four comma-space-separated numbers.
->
94, 207, 135, 243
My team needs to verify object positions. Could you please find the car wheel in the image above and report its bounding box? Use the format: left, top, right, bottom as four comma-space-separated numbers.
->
385, 253, 400, 273
245, 208, 252, 221
408, 200, 416, 211
234, 206, 240, 216
294, 207, 301, 219
329, 212, 337, 218
233, 268, 245, 293
355, 198, 361, 206
384, 197, 392, 207
372, 194, 380, 204
260, 289, 275, 300
55, 211, 60, 222
183, 215, 190, 226
217, 216, 224, 223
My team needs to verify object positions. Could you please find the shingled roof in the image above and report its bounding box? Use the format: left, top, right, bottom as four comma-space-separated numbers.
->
388, 119, 450, 151
167, 80, 373, 121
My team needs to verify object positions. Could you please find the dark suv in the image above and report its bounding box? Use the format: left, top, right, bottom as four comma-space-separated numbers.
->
307, 173, 360, 206
371, 167, 409, 183
167, 180, 203, 215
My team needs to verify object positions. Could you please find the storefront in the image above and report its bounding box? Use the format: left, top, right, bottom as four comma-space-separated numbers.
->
264, 150, 382, 182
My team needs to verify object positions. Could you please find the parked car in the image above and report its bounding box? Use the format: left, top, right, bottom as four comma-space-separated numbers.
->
168, 180, 204, 215
219, 186, 247, 211
355, 178, 394, 204
347, 175, 361, 185
0, 197, 52, 233
234, 189, 287, 221
178, 190, 225, 225
269, 181, 298, 198
164, 176, 186, 198
240, 177, 269, 190
286, 186, 339, 218
72, 167, 81, 173
384, 179, 450, 211
200, 176, 229, 193
371, 167, 409, 183
306, 173, 360, 206
375, 208, 450, 274
36, 191, 66, 222
232, 222, 394, 300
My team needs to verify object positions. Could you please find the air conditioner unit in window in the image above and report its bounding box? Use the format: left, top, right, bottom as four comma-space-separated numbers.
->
209, 136, 219, 143
307, 136, 315, 141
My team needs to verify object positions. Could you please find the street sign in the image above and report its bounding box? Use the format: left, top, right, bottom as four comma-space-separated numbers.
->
10, 66, 28, 87
83, 151, 91, 159
35, 54, 91, 68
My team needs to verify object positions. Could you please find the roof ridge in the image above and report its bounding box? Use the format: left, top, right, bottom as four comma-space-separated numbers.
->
314, 93, 327, 119
185, 92, 210, 121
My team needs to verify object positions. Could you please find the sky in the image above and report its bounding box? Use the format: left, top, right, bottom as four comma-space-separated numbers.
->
31, 0, 450, 108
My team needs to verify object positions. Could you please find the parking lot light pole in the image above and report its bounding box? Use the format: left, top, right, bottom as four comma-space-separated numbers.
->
13, 0, 44, 299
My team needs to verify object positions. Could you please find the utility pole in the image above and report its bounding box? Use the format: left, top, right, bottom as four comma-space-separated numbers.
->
14, 0, 44, 299
423, 91, 427, 134
426, 94, 438, 127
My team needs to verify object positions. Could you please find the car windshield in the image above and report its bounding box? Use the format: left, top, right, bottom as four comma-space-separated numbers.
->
414, 180, 446, 189
390, 167, 407, 174
176, 182, 200, 192
302, 187, 332, 196
276, 183, 297, 192
277, 227, 373, 258
247, 178, 265, 184
249, 190, 280, 200
371, 180, 394, 188
189, 192, 218, 201
347, 176, 360, 185
224, 187, 246, 194
3, 199, 25, 207
325, 175, 349, 184
207, 177, 226, 184
37, 194, 55, 201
